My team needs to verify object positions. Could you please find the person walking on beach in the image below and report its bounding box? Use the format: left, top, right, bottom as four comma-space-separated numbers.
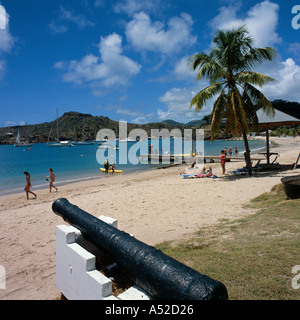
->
46, 168, 58, 193
24, 171, 37, 200
220, 150, 226, 175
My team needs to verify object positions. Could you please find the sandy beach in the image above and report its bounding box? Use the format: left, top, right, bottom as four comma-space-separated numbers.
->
0, 136, 299, 300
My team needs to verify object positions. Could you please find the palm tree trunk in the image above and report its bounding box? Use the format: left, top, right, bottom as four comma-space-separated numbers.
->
242, 131, 252, 176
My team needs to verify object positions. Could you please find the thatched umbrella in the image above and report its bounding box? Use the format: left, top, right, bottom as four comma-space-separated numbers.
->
257, 108, 300, 164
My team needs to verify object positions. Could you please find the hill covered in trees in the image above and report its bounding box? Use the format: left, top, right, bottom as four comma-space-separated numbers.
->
0, 111, 222, 144
1, 100, 299, 145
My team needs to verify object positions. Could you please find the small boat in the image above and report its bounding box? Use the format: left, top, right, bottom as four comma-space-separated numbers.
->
14, 128, 34, 147
14, 142, 34, 147
48, 140, 74, 147
95, 138, 109, 145
73, 141, 95, 145
47, 109, 74, 147
281, 175, 300, 199
73, 118, 95, 145
119, 137, 137, 142
100, 168, 122, 173
97, 143, 119, 150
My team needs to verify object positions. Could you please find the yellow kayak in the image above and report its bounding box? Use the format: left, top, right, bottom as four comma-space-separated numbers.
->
100, 168, 122, 173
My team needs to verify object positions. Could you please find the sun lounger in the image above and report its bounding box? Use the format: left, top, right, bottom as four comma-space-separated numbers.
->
229, 160, 261, 175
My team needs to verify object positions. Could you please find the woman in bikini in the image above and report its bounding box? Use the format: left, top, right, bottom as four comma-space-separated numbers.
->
46, 168, 58, 193
24, 171, 37, 200
220, 150, 226, 175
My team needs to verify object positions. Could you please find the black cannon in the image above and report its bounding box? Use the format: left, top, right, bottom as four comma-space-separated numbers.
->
53, 198, 228, 300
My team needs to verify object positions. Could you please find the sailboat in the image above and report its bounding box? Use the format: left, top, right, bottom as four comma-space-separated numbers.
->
14, 128, 34, 147
73, 118, 94, 145
47, 109, 74, 147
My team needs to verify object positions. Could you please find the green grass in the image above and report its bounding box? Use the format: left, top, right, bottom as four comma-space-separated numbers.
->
156, 184, 300, 300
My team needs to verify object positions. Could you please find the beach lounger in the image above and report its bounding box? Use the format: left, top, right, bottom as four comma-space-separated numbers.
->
229, 160, 261, 175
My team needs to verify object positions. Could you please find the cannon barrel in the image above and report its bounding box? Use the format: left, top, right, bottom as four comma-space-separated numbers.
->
53, 198, 228, 300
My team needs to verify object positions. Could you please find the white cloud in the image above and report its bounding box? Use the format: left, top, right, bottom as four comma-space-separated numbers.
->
0, 5, 15, 81
114, 0, 161, 16
173, 56, 197, 81
94, 0, 105, 8
210, 1, 281, 47
0, 5, 14, 53
158, 87, 211, 122
116, 108, 154, 124
288, 43, 300, 62
125, 12, 197, 56
55, 33, 141, 91
116, 108, 141, 117
258, 58, 300, 102
0, 59, 6, 80
50, 5, 95, 33
4, 120, 26, 127
0, 5, 6, 29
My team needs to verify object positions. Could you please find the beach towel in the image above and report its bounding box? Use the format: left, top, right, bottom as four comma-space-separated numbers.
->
181, 174, 197, 179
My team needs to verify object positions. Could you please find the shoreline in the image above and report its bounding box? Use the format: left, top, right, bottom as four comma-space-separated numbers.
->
0, 136, 299, 300
0, 137, 267, 197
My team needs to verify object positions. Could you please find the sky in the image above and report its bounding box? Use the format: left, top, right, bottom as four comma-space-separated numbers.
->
0, 0, 300, 127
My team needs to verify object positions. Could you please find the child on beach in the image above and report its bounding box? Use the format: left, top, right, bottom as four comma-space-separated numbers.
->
46, 168, 58, 193
206, 167, 213, 177
24, 171, 37, 200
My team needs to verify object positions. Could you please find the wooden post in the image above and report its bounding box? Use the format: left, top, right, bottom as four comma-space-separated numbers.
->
294, 153, 300, 170
266, 125, 270, 165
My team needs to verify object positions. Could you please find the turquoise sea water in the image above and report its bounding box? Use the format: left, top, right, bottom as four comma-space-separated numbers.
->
0, 138, 265, 195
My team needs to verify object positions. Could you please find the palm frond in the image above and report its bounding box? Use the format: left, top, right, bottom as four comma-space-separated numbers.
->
188, 52, 225, 82
243, 83, 274, 116
242, 47, 277, 70
189, 82, 224, 112
210, 89, 227, 139
235, 71, 275, 87
231, 86, 249, 134
242, 90, 259, 132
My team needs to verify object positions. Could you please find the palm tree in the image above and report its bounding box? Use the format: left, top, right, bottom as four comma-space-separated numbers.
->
189, 25, 276, 175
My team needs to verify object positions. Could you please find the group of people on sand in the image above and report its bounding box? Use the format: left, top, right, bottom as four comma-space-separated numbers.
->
196, 166, 214, 178
181, 164, 216, 179
223, 146, 239, 157
24, 168, 58, 200
104, 159, 115, 174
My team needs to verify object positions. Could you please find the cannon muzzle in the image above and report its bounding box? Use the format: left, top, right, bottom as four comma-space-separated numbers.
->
53, 198, 228, 300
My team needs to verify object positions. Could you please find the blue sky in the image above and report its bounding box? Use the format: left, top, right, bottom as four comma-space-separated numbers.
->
0, 0, 300, 127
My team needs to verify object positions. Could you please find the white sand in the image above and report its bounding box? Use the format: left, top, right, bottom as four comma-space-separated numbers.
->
0, 136, 299, 300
